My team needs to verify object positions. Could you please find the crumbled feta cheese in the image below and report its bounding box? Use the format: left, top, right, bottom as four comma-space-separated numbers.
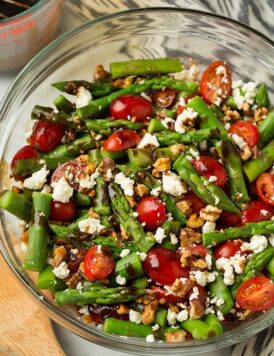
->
140, 92, 152, 102
137, 133, 159, 148
136, 252, 147, 261
52, 176, 73, 203
231, 133, 247, 151
71, 248, 78, 254
167, 309, 178, 325
205, 254, 212, 269
79, 170, 99, 191
75, 86, 92, 108
41, 184, 52, 193
189, 147, 199, 158
208, 176, 217, 183
23, 166, 49, 190
105, 169, 113, 181
79, 305, 89, 315
146, 334, 155, 343
170, 233, 178, 245
53, 261, 70, 279
152, 324, 160, 331
129, 309, 142, 324
232, 81, 257, 109
132, 212, 139, 217
217, 310, 224, 321
261, 209, 269, 216
190, 270, 217, 286
202, 221, 216, 233
242, 235, 268, 253
154, 227, 166, 244
162, 171, 187, 196
269, 234, 274, 246
176, 309, 189, 322
120, 249, 131, 258
76, 282, 83, 290
174, 61, 199, 81
189, 286, 199, 301
78, 218, 105, 235
215, 65, 226, 75
232, 80, 243, 89
216, 257, 235, 285
224, 122, 231, 130
242, 82, 257, 104
114, 172, 134, 196
175, 108, 197, 133
161, 117, 175, 129
151, 186, 161, 197
116, 275, 127, 285
204, 307, 215, 314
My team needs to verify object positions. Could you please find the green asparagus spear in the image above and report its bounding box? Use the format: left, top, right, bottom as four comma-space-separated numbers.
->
156, 128, 216, 146
93, 177, 111, 215
160, 193, 187, 225
216, 140, 249, 207
53, 95, 75, 114
115, 253, 144, 281
74, 192, 91, 206
24, 192, 52, 272
76, 76, 198, 120
147, 118, 168, 134
103, 317, 153, 337
37, 264, 66, 291
203, 220, 274, 247
0, 190, 32, 222
203, 315, 223, 336
209, 271, 234, 315
258, 110, 274, 148
55, 286, 146, 305
180, 320, 211, 339
230, 246, 274, 297
267, 257, 274, 276
173, 155, 240, 213
255, 83, 270, 108
243, 140, 274, 182
153, 106, 176, 119
85, 118, 144, 134
225, 96, 237, 109
110, 58, 183, 79
155, 146, 181, 162
127, 149, 153, 168
131, 277, 149, 289
154, 308, 168, 327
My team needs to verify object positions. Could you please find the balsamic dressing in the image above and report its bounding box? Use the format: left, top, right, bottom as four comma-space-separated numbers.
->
0, 0, 39, 19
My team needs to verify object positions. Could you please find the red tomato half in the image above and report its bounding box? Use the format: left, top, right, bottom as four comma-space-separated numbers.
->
144, 247, 189, 285
103, 129, 141, 152
192, 156, 227, 187
152, 89, 178, 109
50, 200, 76, 222
30, 121, 65, 153
219, 211, 242, 227
51, 159, 86, 189
11, 145, 38, 176
136, 196, 166, 231
84, 246, 115, 281
241, 200, 274, 224
110, 94, 153, 122
186, 245, 209, 258
214, 240, 244, 260
236, 276, 274, 311
256, 173, 274, 207
151, 285, 184, 303
200, 60, 232, 105
229, 121, 259, 147
184, 192, 206, 214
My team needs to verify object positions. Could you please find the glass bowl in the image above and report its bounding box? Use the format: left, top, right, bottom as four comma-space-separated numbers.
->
0, 7, 274, 355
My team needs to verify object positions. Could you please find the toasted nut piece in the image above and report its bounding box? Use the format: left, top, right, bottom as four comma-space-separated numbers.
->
152, 168, 161, 178
88, 189, 96, 198
153, 157, 171, 172
120, 225, 129, 240
242, 102, 251, 114
180, 249, 192, 267
189, 300, 204, 319
240, 145, 252, 161
126, 195, 136, 208
176, 200, 192, 217
223, 109, 240, 122
88, 208, 100, 219
171, 278, 194, 297
78, 262, 85, 275
165, 330, 186, 343
141, 299, 158, 325
85, 163, 96, 175
82, 314, 93, 324
93, 64, 110, 80
254, 107, 268, 123
169, 304, 179, 313
78, 154, 89, 164
117, 304, 130, 315
192, 259, 208, 269
53, 246, 67, 267
12, 186, 21, 193
251, 145, 260, 159
66, 273, 82, 289
179, 228, 202, 247
98, 157, 116, 173
134, 184, 149, 197
136, 293, 156, 304
187, 214, 204, 229
112, 76, 133, 89
199, 205, 222, 222
66, 128, 76, 142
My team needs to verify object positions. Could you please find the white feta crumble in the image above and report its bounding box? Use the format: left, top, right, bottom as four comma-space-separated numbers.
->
76, 282, 83, 290
242, 235, 268, 253
161, 117, 175, 129
269, 234, 274, 247
129, 310, 142, 324
154, 227, 166, 244
78, 218, 105, 235
261, 209, 269, 216
151, 186, 161, 197
116, 275, 127, 286
167, 309, 178, 325
190, 270, 217, 286
232, 81, 257, 109
189, 286, 199, 301
231, 133, 247, 151
79, 305, 89, 315
242, 82, 257, 104
120, 249, 131, 258
176, 309, 189, 322
136, 252, 147, 261
217, 310, 224, 321
175, 108, 198, 133
170, 233, 178, 245
146, 334, 155, 343
208, 176, 217, 183
23, 166, 49, 190
152, 324, 160, 331
41, 184, 52, 193
75, 86, 92, 108
53, 261, 70, 279
140, 92, 152, 102
52, 176, 73, 203
79, 170, 99, 191
224, 122, 231, 130
114, 172, 134, 196
216, 257, 235, 285
137, 133, 159, 148
162, 171, 187, 196
205, 254, 212, 269
204, 307, 215, 314
202, 221, 216, 233
215, 65, 226, 75
105, 169, 113, 181
232, 80, 243, 89
71, 248, 78, 254
132, 211, 139, 217
174, 61, 199, 81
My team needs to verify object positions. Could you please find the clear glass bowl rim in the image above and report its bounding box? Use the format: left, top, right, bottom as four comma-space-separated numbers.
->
0, 7, 274, 355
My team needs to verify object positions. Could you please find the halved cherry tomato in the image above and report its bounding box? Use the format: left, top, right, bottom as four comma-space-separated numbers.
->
151, 89, 178, 109
236, 276, 274, 311
67, 248, 86, 273
11, 145, 38, 172
184, 192, 206, 214
136, 196, 166, 231
84, 246, 115, 281
241, 200, 274, 224
103, 129, 141, 152
219, 211, 242, 227
151, 285, 185, 303
30, 121, 65, 153
229, 121, 259, 147
192, 156, 227, 187
214, 240, 244, 260
110, 94, 153, 122
200, 60, 232, 105
186, 245, 209, 259
256, 173, 274, 207
50, 200, 76, 222
144, 247, 189, 285
89, 304, 129, 324
51, 159, 86, 190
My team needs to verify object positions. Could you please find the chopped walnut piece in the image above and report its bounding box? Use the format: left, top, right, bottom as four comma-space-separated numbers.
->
199, 205, 222, 222
152, 168, 161, 178
82, 314, 93, 324
176, 200, 192, 217
153, 157, 171, 172
77, 154, 90, 164
112, 76, 133, 88
169, 304, 179, 313
88, 189, 96, 198
223, 109, 240, 122
251, 145, 260, 159
180, 249, 192, 267
66, 128, 76, 142
98, 157, 116, 174
88, 208, 100, 219
170, 143, 186, 156
66, 273, 82, 289
241, 309, 254, 320
12, 186, 21, 193
242, 102, 251, 116
53, 246, 67, 267
85, 163, 96, 175
136, 293, 156, 305
134, 184, 149, 197
179, 228, 202, 247
189, 300, 204, 319
93, 64, 110, 81
186, 214, 204, 229
120, 224, 129, 240
141, 299, 159, 325
254, 107, 268, 123
240, 145, 252, 161
171, 278, 194, 297
117, 304, 130, 315
192, 259, 208, 269
126, 195, 136, 208
165, 330, 186, 343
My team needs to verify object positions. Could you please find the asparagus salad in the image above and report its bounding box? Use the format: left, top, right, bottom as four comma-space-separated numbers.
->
2, 58, 274, 343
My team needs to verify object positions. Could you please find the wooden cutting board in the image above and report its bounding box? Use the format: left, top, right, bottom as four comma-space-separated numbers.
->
0, 253, 64, 356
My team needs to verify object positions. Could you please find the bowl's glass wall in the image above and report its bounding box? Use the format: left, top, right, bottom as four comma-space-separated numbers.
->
0, 9, 273, 355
